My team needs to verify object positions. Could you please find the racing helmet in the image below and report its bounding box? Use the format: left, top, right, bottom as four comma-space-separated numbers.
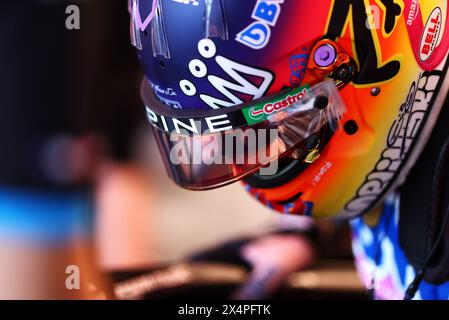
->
130, 0, 449, 219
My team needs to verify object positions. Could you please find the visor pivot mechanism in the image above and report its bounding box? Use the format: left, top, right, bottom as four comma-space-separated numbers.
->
314, 43, 337, 67
310, 39, 357, 90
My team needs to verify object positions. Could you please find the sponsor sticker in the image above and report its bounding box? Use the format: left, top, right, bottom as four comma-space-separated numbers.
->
406, 0, 421, 27
420, 7, 443, 62
289, 48, 309, 86
236, 0, 285, 50
242, 85, 309, 125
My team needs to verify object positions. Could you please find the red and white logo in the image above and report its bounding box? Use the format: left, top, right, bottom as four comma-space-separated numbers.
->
406, 0, 421, 27
419, 7, 443, 62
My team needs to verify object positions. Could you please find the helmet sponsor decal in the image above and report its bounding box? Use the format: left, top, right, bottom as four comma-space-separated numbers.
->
146, 106, 234, 134
405, 2, 449, 70
406, 0, 420, 27
312, 161, 333, 187
343, 69, 445, 216
179, 39, 274, 109
151, 82, 182, 108
151, 83, 178, 97
419, 7, 443, 62
145, 84, 309, 134
289, 47, 310, 86
242, 85, 309, 125
236, 0, 285, 50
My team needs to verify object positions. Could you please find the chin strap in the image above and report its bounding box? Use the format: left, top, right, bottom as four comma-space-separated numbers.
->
404, 136, 449, 300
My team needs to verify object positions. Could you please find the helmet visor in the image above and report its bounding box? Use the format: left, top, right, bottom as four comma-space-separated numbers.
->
141, 79, 346, 190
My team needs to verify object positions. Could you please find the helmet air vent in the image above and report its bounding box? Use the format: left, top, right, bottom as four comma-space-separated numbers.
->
204, 0, 229, 40
151, 0, 171, 58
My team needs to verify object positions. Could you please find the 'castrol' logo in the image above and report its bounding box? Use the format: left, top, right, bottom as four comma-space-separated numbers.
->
249, 88, 308, 120
420, 7, 443, 62
242, 85, 309, 125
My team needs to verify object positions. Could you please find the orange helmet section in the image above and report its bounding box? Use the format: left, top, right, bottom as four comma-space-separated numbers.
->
246, 0, 449, 218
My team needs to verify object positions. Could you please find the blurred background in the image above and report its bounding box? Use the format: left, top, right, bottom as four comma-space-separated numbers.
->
0, 0, 364, 300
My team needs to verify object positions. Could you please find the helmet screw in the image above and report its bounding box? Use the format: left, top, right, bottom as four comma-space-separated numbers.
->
344, 120, 358, 135
314, 95, 329, 110
337, 65, 354, 82
371, 87, 381, 96
314, 44, 337, 67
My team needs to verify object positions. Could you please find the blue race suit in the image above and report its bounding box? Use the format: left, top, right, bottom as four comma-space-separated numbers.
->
351, 194, 449, 300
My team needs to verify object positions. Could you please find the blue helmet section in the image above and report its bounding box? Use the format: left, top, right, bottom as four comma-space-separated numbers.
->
133, 0, 284, 111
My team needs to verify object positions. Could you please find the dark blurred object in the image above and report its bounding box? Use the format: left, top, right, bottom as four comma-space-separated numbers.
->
189, 221, 353, 267
0, 0, 142, 299
110, 261, 368, 300
189, 228, 318, 271
110, 223, 367, 300
0, 0, 143, 190
399, 96, 449, 285
315, 221, 354, 260
75, 0, 144, 163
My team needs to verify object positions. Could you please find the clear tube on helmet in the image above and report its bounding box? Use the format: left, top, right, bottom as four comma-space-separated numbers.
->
151, 0, 171, 58
130, 0, 143, 50
204, 0, 229, 40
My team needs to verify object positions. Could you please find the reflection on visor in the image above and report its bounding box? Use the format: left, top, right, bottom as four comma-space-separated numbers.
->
142, 80, 346, 190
